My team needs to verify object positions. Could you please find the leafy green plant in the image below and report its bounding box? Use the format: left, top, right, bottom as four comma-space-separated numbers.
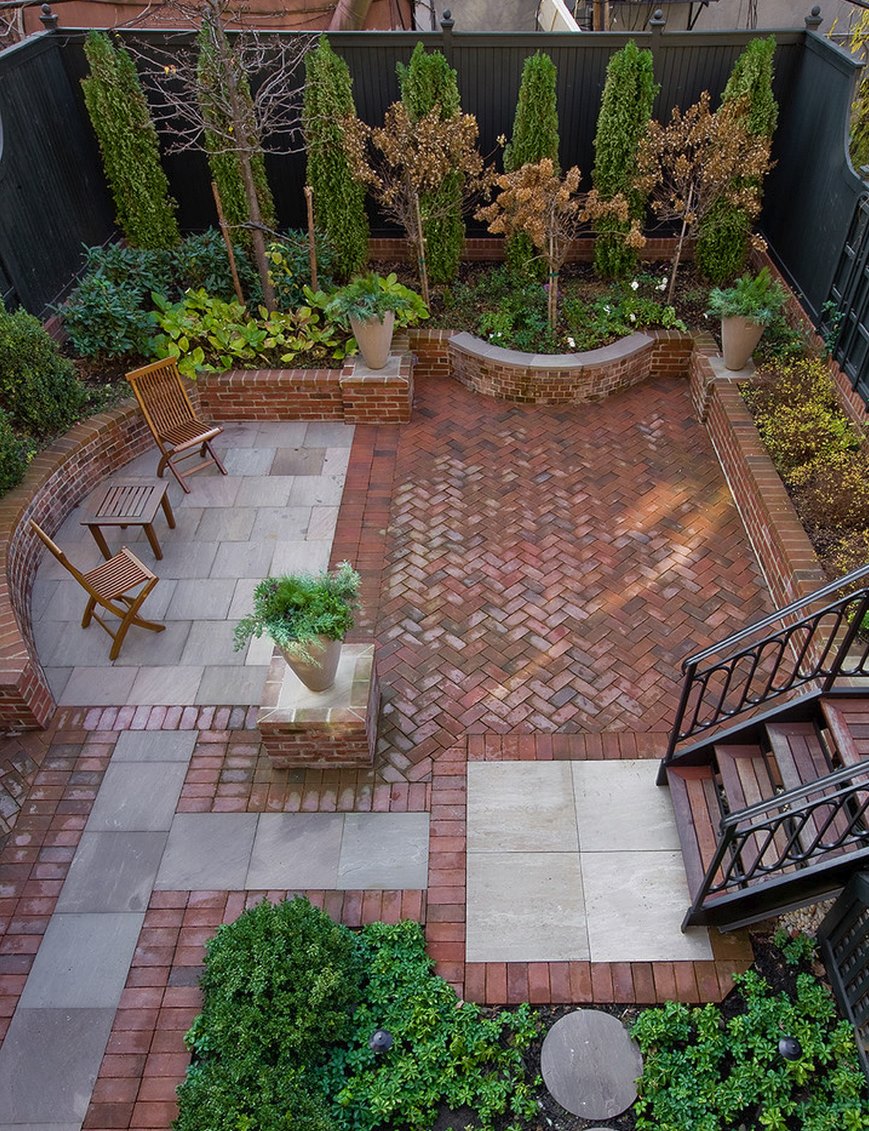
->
397, 43, 465, 285
773, 928, 819, 967
267, 231, 336, 309
696, 36, 778, 284
0, 307, 86, 439
591, 40, 659, 280
174, 229, 260, 301
476, 278, 555, 352
61, 274, 158, 361
320, 920, 540, 1131
0, 408, 32, 495
632, 963, 868, 1130
819, 298, 846, 358
707, 267, 787, 326
564, 278, 686, 350
503, 51, 560, 278
233, 561, 360, 661
303, 37, 370, 280
323, 272, 428, 327
81, 31, 180, 249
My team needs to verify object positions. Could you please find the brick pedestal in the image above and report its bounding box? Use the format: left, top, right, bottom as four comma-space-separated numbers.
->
257, 644, 379, 768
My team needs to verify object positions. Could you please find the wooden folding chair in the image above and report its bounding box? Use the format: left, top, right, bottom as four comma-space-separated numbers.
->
30, 521, 165, 661
125, 359, 228, 493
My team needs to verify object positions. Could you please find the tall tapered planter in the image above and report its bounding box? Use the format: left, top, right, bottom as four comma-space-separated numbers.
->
721, 315, 765, 371
280, 636, 342, 692
350, 311, 395, 370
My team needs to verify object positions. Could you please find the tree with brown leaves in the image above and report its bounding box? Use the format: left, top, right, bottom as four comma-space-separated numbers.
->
634, 91, 773, 303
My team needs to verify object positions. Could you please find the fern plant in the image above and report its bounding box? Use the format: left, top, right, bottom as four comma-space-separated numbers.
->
591, 40, 658, 280
396, 43, 464, 284
81, 31, 180, 249
303, 37, 369, 280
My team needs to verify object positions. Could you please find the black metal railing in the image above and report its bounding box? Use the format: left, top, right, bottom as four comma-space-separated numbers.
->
664, 566, 869, 763
688, 761, 869, 921
817, 872, 869, 1077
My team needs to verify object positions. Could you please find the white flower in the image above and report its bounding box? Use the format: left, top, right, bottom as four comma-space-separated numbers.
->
657, 282, 667, 292
567, 336, 576, 349
629, 313, 637, 322
604, 305, 611, 314
630, 280, 639, 291
661, 275, 668, 285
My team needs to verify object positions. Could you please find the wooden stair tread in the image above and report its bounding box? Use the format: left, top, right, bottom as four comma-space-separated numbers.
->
667, 765, 721, 902
715, 743, 789, 878
821, 698, 869, 766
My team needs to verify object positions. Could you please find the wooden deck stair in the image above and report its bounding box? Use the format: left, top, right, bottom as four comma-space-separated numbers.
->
664, 695, 869, 931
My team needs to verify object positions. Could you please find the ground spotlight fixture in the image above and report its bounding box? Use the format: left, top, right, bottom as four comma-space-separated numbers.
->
778, 1035, 802, 1061
369, 1028, 394, 1053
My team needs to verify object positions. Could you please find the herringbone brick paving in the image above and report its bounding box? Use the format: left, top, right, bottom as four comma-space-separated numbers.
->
373, 376, 773, 774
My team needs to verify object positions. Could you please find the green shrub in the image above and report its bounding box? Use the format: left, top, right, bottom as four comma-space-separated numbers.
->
61, 274, 157, 360
321, 920, 540, 1131
696, 36, 778, 283
397, 43, 464, 284
0, 308, 86, 438
81, 31, 180, 249
632, 963, 868, 1131
591, 41, 659, 279
563, 282, 685, 350
173, 229, 260, 301
303, 37, 369, 280
267, 230, 336, 309
0, 408, 31, 495
503, 52, 560, 278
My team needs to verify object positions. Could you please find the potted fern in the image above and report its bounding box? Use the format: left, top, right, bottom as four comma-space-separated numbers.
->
324, 272, 428, 369
233, 562, 361, 692
707, 267, 787, 370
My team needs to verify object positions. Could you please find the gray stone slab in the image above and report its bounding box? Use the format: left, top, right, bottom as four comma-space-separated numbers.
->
338, 813, 430, 889
466, 852, 589, 963
209, 540, 275, 579
44, 667, 72, 701
181, 620, 245, 667
56, 831, 167, 912
113, 730, 197, 762
303, 421, 354, 446
36, 539, 103, 580
165, 578, 236, 620
308, 506, 339, 539
219, 421, 261, 447
0, 1124, 83, 1130
581, 851, 712, 962
111, 621, 192, 667
18, 912, 145, 1008
251, 507, 312, 542
0, 1007, 116, 1123
87, 761, 188, 831
175, 476, 240, 508
58, 666, 137, 706
467, 762, 578, 853
155, 812, 258, 889
35, 619, 121, 667
270, 540, 331, 575
288, 477, 345, 507
572, 760, 681, 852
223, 447, 276, 476
322, 447, 351, 475
247, 813, 344, 888
256, 421, 309, 446
228, 578, 259, 619
195, 665, 268, 705
195, 506, 256, 542
40, 579, 86, 622
125, 664, 204, 706
149, 540, 218, 580
28, 577, 57, 621
234, 476, 295, 508
271, 447, 325, 475
244, 632, 275, 666
541, 1010, 643, 1120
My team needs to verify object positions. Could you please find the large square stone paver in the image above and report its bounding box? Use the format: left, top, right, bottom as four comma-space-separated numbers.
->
246, 813, 343, 888
86, 762, 187, 831
572, 760, 681, 852
581, 851, 712, 962
112, 730, 197, 762
56, 831, 167, 913
0, 1007, 116, 1123
18, 912, 145, 1008
467, 762, 577, 853
466, 852, 589, 963
155, 813, 258, 889
338, 813, 430, 889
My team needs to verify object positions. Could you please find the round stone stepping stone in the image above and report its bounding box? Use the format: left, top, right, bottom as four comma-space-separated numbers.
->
540, 1009, 643, 1120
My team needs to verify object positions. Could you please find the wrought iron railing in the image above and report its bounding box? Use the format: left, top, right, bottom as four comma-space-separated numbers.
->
817, 872, 869, 1077
664, 566, 869, 764
688, 761, 869, 921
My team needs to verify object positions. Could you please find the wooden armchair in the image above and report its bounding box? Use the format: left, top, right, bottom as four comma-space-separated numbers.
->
30, 521, 165, 661
125, 359, 227, 493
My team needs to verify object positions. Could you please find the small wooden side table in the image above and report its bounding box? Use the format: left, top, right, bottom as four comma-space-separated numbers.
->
81, 478, 176, 561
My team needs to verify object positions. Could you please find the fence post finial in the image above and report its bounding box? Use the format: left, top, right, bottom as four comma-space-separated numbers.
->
39, 3, 58, 29
649, 8, 666, 34
441, 9, 455, 34
805, 6, 823, 29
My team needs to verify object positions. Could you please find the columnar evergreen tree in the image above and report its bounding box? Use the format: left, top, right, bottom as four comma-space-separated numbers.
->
81, 31, 180, 249
591, 40, 658, 279
197, 22, 276, 253
396, 43, 464, 284
503, 51, 560, 276
696, 36, 778, 284
302, 37, 369, 280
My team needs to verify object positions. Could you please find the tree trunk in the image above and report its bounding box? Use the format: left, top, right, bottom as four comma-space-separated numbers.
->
667, 183, 693, 306
547, 226, 557, 330
239, 152, 276, 311
412, 187, 430, 309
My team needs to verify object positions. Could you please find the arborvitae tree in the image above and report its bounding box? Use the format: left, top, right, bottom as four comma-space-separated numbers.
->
591, 40, 658, 279
696, 36, 778, 284
396, 43, 464, 284
81, 31, 180, 249
303, 37, 369, 280
197, 22, 276, 254
503, 52, 560, 277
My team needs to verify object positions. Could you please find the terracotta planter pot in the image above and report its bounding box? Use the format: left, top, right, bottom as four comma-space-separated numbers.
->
721, 315, 766, 371
280, 636, 342, 692
350, 311, 395, 370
